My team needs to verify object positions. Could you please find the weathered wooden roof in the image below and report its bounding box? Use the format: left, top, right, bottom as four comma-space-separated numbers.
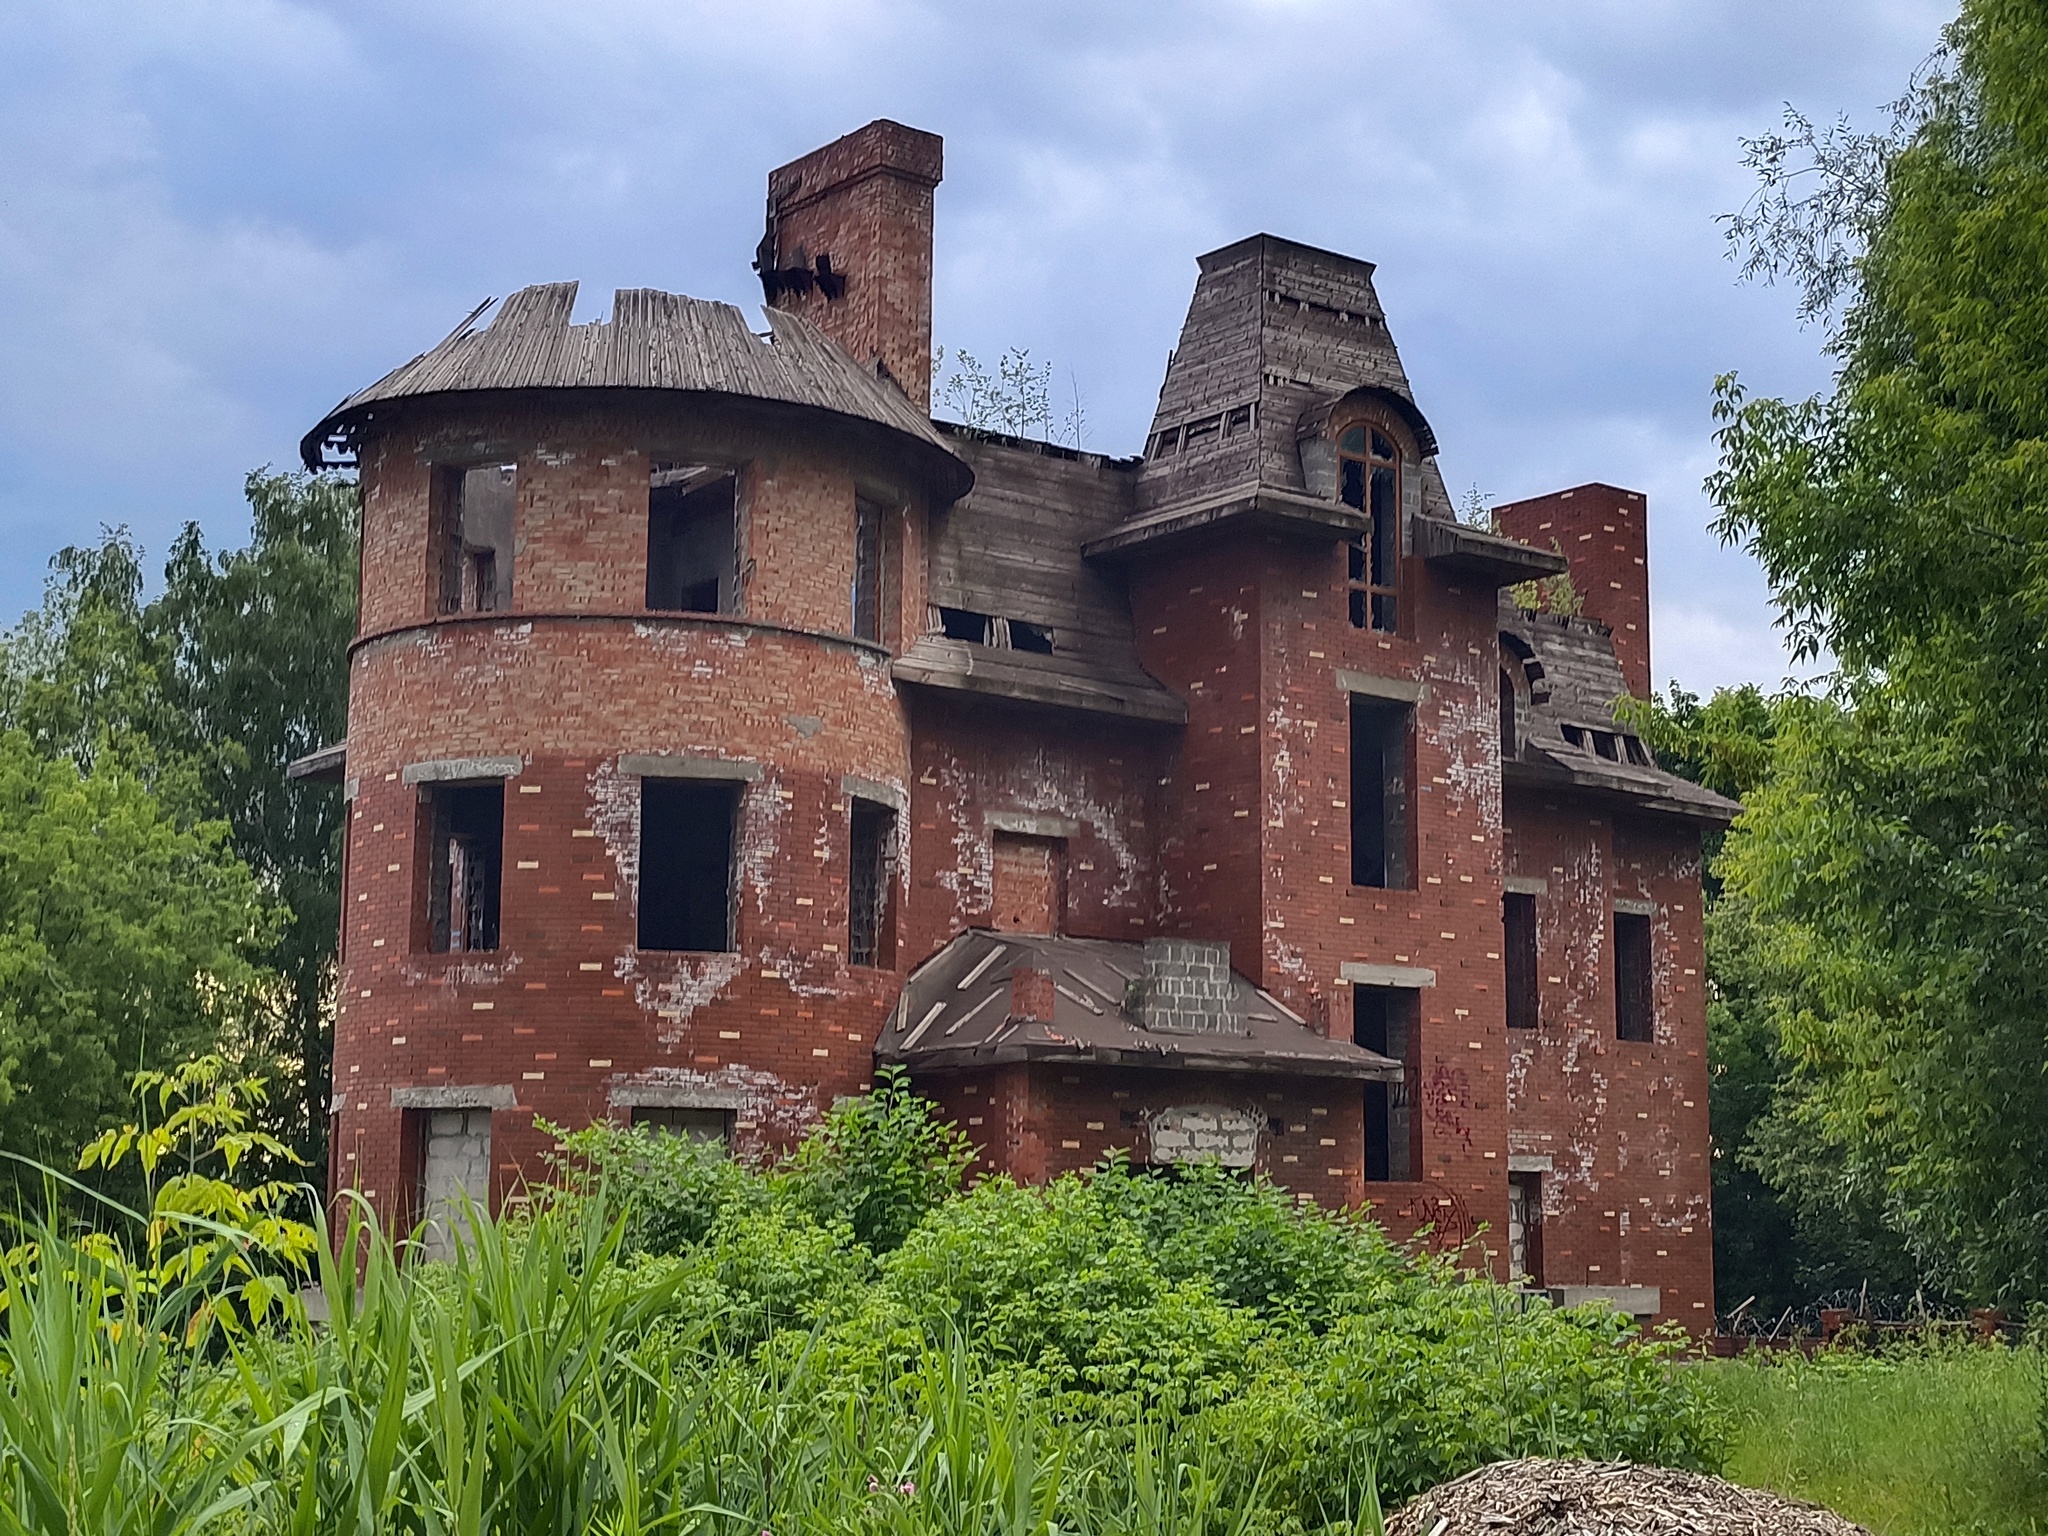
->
1502, 598, 1741, 825
880, 930, 1401, 1079
299, 282, 970, 496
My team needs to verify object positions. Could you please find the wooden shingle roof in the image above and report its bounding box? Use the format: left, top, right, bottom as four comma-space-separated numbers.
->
299, 282, 970, 497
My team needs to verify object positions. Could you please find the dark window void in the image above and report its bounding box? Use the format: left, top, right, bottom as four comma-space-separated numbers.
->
419, 781, 503, 953
434, 464, 516, 615
938, 606, 990, 643
848, 798, 896, 967
1356, 985, 1418, 1182
1508, 1171, 1544, 1284
1504, 892, 1539, 1030
853, 498, 885, 642
1592, 730, 1620, 761
631, 1105, 733, 1144
1009, 619, 1055, 654
1349, 696, 1411, 889
648, 466, 736, 613
1614, 911, 1654, 1042
638, 780, 738, 952
1340, 425, 1399, 633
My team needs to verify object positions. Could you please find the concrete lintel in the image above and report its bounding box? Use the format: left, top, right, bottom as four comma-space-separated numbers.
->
1340, 961, 1437, 989
1504, 875, 1549, 896
403, 756, 523, 785
391, 1084, 517, 1111
607, 1082, 749, 1112
1613, 897, 1657, 917
841, 774, 908, 813
342, 777, 362, 802
1508, 1152, 1554, 1173
986, 809, 1080, 839
620, 753, 763, 783
1546, 1284, 1661, 1318
1335, 668, 1425, 704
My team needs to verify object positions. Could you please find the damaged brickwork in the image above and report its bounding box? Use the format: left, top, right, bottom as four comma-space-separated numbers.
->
304, 120, 1734, 1335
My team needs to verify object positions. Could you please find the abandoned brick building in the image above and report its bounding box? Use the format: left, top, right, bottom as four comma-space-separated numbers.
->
296, 119, 1737, 1321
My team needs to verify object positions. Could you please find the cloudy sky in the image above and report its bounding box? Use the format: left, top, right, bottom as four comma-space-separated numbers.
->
0, 0, 1949, 693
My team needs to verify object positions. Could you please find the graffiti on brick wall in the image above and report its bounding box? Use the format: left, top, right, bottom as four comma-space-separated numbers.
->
1424, 1058, 1475, 1150
1390, 1181, 1480, 1254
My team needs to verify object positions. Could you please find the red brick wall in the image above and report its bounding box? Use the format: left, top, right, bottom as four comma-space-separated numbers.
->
924, 1063, 1366, 1208
902, 697, 1166, 968
1492, 484, 1652, 697
336, 400, 933, 1227
765, 120, 942, 409
1502, 786, 1715, 1329
1128, 527, 1517, 1264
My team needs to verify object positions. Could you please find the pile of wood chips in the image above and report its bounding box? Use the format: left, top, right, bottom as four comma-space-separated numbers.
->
1384, 1458, 1872, 1536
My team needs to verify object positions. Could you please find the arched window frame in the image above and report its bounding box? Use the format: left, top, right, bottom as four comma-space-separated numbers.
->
1335, 416, 1408, 634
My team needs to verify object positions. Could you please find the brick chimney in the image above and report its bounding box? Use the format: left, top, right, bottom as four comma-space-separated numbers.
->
1492, 483, 1653, 698
757, 120, 942, 410
1138, 939, 1247, 1036
1009, 960, 1057, 1023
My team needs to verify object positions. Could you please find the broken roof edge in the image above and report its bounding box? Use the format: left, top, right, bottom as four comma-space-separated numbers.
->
1505, 753, 1741, 827
1416, 517, 1570, 587
285, 741, 347, 784
1081, 484, 1369, 562
298, 285, 972, 500
931, 418, 1143, 472
883, 1037, 1403, 1081
892, 639, 1188, 725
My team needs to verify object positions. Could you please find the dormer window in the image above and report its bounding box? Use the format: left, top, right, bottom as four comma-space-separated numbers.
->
1339, 425, 1399, 633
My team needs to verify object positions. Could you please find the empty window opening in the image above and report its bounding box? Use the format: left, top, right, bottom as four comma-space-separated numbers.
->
1614, 911, 1654, 1042
991, 832, 1064, 934
1504, 892, 1539, 1030
419, 781, 503, 954
1150, 426, 1182, 458
848, 798, 897, 967
1623, 735, 1654, 767
1499, 668, 1518, 761
1349, 696, 1412, 889
1592, 730, 1620, 761
852, 497, 885, 641
1182, 413, 1222, 448
1339, 425, 1399, 633
648, 465, 737, 613
638, 780, 739, 952
631, 1105, 733, 1144
1560, 724, 1588, 749
1224, 403, 1253, 436
415, 1107, 491, 1263
1355, 986, 1418, 1182
937, 606, 992, 643
435, 464, 516, 615
1507, 1171, 1544, 1284
1008, 619, 1055, 654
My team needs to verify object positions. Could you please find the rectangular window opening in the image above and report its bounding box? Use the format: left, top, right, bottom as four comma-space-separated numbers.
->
1508, 1171, 1544, 1284
848, 798, 897, 968
852, 497, 885, 642
1349, 696, 1412, 889
937, 605, 992, 644
418, 781, 503, 954
1182, 414, 1222, 448
414, 1107, 492, 1263
1356, 985, 1418, 1182
638, 779, 739, 952
435, 464, 516, 616
1614, 911, 1654, 1042
647, 464, 737, 614
1224, 404, 1253, 436
631, 1105, 734, 1145
1008, 619, 1055, 654
1592, 730, 1620, 761
1504, 892, 1539, 1030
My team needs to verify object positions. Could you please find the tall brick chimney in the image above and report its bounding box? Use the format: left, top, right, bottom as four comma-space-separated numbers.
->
756, 120, 942, 410
1492, 483, 1653, 698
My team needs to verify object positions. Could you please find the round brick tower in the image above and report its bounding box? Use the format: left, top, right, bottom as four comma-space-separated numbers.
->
302, 125, 967, 1240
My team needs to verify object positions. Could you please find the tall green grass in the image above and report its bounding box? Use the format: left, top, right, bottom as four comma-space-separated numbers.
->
1709, 1341, 2048, 1535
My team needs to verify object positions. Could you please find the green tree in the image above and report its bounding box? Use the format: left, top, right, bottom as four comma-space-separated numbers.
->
0, 731, 278, 1175
0, 470, 357, 1170
1709, 0, 2048, 1302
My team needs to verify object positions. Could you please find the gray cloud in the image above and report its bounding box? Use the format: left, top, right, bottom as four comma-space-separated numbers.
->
0, 0, 1948, 691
